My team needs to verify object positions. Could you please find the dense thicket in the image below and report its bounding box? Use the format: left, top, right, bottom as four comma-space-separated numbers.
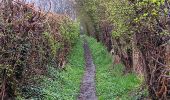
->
0, 0, 79, 99
76, 0, 170, 99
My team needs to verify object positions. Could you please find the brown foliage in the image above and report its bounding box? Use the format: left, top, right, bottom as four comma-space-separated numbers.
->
135, 16, 170, 100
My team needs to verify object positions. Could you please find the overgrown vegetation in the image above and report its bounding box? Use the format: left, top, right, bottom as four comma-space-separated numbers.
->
33, 39, 84, 100
0, 0, 79, 99
1, 0, 170, 99
76, 0, 170, 99
86, 36, 144, 99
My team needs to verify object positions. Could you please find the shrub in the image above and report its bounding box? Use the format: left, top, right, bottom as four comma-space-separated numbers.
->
0, 0, 79, 99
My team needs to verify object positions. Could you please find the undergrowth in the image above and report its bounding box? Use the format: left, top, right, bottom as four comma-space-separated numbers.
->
86, 36, 146, 100
33, 38, 84, 100
20, 36, 147, 100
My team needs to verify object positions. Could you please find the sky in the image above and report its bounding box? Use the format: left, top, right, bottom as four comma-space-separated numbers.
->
24, 0, 76, 20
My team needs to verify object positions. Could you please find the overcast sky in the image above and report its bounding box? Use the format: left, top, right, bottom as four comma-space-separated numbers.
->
24, 0, 76, 20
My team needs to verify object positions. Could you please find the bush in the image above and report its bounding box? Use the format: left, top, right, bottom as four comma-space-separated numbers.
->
0, 0, 79, 99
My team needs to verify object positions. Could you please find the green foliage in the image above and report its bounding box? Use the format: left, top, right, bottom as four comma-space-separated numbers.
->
60, 20, 80, 44
43, 32, 61, 56
36, 38, 84, 100
86, 36, 142, 100
102, 0, 134, 37
76, 0, 134, 37
20, 85, 44, 100
75, 0, 101, 38
0, 1, 80, 99
76, 0, 170, 99
134, 0, 165, 23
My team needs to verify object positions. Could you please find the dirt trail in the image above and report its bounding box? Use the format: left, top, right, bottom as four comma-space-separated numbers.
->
78, 40, 97, 100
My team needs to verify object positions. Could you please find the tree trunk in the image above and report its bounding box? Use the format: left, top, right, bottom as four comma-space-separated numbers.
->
132, 34, 144, 76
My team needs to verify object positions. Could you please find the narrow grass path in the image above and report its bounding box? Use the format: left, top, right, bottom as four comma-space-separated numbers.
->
86, 36, 143, 100
35, 36, 144, 100
78, 39, 97, 100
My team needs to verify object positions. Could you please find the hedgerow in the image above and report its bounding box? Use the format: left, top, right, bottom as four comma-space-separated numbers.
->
0, 0, 79, 99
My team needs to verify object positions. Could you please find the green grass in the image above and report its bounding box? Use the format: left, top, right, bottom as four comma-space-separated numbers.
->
86, 36, 142, 100
39, 38, 85, 100
22, 36, 145, 100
